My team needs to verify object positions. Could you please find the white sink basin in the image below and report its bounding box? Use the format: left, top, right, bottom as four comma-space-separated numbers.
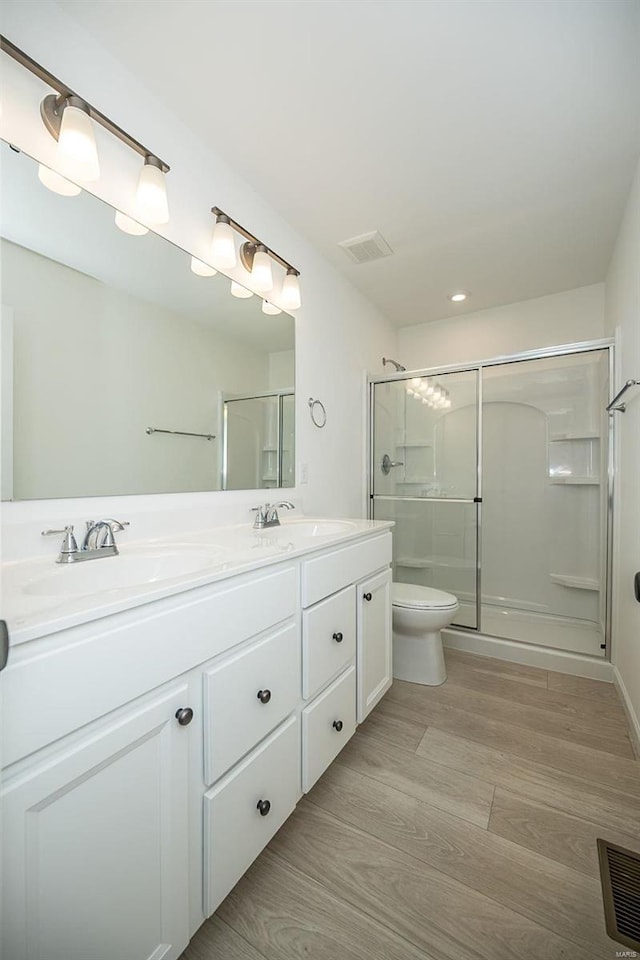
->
23, 549, 221, 598
274, 519, 358, 538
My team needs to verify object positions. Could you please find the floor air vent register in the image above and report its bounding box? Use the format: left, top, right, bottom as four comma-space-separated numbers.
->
598, 839, 640, 950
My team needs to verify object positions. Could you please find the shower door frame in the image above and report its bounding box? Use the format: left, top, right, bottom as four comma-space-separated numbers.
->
368, 337, 616, 660
221, 387, 294, 491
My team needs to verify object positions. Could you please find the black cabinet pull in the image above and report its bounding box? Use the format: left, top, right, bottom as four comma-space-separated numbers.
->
333, 720, 344, 732
257, 799, 271, 816
363, 592, 372, 602
175, 707, 193, 726
257, 689, 271, 704
332, 631, 343, 643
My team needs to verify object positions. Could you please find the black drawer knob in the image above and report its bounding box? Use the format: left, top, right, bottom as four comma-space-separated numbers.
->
332, 631, 343, 643
257, 689, 271, 704
333, 720, 344, 732
257, 799, 271, 816
363, 592, 372, 601
175, 707, 194, 726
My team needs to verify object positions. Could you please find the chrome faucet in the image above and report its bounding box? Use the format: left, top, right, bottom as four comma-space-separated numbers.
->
251, 501, 295, 529
42, 519, 130, 564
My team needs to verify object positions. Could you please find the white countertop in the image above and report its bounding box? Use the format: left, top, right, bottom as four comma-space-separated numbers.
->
2, 517, 393, 646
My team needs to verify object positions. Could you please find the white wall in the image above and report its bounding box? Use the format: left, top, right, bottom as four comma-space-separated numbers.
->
605, 158, 640, 744
3, 240, 272, 498
0, 0, 396, 558
397, 284, 605, 369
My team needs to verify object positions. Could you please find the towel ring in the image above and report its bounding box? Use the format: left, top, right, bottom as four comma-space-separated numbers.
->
308, 397, 327, 428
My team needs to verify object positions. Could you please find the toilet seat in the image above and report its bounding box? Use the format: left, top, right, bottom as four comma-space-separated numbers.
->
392, 582, 458, 611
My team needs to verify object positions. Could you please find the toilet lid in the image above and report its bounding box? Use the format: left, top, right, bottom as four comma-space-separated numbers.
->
392, 582, 459, 610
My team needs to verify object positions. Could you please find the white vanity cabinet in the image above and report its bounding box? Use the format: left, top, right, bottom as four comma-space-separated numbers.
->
2, 682, 192, 960
1, 524, 392, 960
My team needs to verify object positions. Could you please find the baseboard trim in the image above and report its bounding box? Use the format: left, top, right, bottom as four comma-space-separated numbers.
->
613, 665, 640, 759
443, 628, 615, 681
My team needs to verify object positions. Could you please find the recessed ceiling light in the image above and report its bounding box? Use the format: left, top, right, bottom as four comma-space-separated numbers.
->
449, 291, 468, 302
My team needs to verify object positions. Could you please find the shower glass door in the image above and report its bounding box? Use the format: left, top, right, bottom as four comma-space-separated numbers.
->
371, 369, 480, 628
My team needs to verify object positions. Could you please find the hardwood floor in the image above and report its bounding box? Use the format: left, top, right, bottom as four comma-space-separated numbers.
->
181, 649, 640, 960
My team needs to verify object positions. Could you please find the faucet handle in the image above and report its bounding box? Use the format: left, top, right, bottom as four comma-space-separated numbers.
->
42, 525, 78, 555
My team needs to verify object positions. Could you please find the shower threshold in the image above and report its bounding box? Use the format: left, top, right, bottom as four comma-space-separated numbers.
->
455, 601, 604, 658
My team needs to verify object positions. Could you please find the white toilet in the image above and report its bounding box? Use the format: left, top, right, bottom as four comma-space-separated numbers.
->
392, 582, 459, 685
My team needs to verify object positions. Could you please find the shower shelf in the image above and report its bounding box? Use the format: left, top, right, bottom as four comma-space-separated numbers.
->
396, 556, 474, 570
549, 434, 599, 441
549, 574, 600, 591
549, 477, 600, 485
396, 442, 433, 448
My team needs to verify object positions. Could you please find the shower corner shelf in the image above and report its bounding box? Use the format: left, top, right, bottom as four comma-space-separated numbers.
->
549, 476, 600, 485
396, 441, 433, 448
549, 433, 599, 441
549, 573, 600, 591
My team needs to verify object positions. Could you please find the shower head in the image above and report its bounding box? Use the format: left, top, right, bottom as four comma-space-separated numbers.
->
382, 357, 406, 372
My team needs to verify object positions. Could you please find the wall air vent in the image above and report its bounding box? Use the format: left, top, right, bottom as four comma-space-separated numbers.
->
338, 231, 393, 264
597, 839, 640, 951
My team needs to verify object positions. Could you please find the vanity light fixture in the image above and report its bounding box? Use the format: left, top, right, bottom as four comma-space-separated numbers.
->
37, 163, 81, 197
262, 300, 282, 315
230, 281, 253, 299
211, 206, 301, 309
114, 210, 149, 236
1, 36, 171, 213
190, 257, 217, 278
134, 156, 169, 225
281, 268, 302, 311
240, 242, 273, 294
211, 213, 237, 269
448, 291, 468, 302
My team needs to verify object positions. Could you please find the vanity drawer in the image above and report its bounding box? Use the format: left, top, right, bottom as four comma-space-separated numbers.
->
302, 665, 356, 791
301, 533, 392, 607
203, 620, 300, 784
204, 713, 300, 916
302, 586, 355, 699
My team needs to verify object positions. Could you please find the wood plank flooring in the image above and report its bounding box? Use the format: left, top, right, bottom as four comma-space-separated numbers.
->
181, 649, 640, 960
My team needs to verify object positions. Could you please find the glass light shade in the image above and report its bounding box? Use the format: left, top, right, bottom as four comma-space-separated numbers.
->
115, 210, 149, 235
251, 246, 273, 293
191, 257, 217, 277
230, 281, 253, 299
37, 163, 81, 197
211, 218, 237, 269
134, 159, 169, 225
57, 103, 100, 181
262, 300, 282, 315
281, 269, 301, 311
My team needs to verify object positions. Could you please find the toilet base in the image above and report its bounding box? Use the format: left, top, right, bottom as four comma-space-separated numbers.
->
393, 630, 447, 686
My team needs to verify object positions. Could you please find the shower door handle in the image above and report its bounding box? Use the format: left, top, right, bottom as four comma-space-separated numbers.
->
381, 454, 404, 475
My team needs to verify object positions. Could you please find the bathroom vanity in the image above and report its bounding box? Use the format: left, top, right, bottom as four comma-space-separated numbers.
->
1, 517, 392, 960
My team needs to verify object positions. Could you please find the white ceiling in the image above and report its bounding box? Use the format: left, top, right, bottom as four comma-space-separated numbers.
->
58, 0, 640, 327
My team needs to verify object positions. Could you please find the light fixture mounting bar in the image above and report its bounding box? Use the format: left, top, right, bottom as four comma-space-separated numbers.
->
0, 35, 170, 173
211, 205, 299, 276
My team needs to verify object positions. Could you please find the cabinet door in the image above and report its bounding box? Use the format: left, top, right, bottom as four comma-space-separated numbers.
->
2, 683, 191, 960
357, 567, 393, 722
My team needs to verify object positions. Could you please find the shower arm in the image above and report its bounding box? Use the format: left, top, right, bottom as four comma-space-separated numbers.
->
382, 357, 406, 372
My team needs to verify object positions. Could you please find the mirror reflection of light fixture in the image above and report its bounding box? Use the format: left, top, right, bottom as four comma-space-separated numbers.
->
190, 257, 217, 277
134, 156, 169, 225
230, 280, 253, 299
281, 268, 301, 311
115, 210, 149, 236
37, 163, 81, 197
262, 300, 282, 315
41, 94, 100, 182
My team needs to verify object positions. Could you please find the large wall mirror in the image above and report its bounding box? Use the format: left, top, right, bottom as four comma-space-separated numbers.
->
0, 142, 295, 500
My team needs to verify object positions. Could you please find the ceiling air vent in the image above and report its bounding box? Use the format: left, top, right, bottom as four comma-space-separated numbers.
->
338, 231, 393, 265
597, 839, 640, 950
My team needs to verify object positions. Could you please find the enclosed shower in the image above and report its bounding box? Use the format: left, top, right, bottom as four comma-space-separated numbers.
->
369, 343, 613, 659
